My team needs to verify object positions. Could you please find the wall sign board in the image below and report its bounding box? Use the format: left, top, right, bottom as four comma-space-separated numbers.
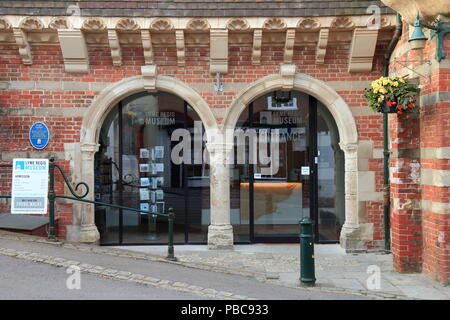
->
11, 159, 49, 214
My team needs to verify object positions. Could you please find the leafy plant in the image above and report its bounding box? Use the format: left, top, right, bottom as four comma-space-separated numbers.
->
364, 76, 420, 115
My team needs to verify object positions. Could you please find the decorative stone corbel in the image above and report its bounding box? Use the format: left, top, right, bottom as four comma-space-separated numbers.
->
280, 64, 296, 90
107, 29, 122, 66
210, 29, 228, 74
252, 29, 262, 66
57, 29, 89, 73
140, 30, 154, 65
348, 28, 379, 72
175, 29, 185, 67
141, 65, 157, 92
13, 28, 32, 65
284, 29, 296, 64
316, 29, 329, 64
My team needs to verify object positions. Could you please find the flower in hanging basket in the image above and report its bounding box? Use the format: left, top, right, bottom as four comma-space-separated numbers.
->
364, 76, 420, 115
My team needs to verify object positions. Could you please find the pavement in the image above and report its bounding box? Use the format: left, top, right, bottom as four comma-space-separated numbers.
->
0, 230, 448, 300
117, 243, 450, 300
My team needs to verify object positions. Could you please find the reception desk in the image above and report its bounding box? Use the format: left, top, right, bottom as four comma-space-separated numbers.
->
240, 182, 302, 224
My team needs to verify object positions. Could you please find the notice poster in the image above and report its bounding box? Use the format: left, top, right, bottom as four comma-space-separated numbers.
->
139, 188, 150, 200
11, 159, 49, 214
140, 177, 150, 187
154, 146, 164, 159
155, 189, 164, 201
140, 202, 149, 213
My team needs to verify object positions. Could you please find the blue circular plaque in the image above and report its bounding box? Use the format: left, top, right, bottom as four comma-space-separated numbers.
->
29, 122, 49, 150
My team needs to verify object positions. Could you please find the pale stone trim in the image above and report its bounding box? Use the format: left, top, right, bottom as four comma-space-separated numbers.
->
1, 15, 397, 31
348, 28, 379, 72
107, 29, 122, 66
210, 29, 228, 74
12, 28, 31, 64
76, 75, 217, 243
222, 72, 364, 250
1, 79, 373, 94
141, 65, 157, 92
421, 168, 450, 187
316, 29, 329, 64
252, 29, 262, 65
140, 30, 154, 65
175, 29, 186, 67
421, 147, 450, 160
422, 200, 450, 215
57, 29, 89, 73
283, 28, 295, 64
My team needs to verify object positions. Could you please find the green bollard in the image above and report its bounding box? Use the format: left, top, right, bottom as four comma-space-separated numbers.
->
166, 208, 177, 261
300, 217, 316, 286
47, 157, 57, 241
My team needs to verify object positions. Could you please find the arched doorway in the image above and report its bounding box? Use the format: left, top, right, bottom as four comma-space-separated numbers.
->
230, 90, 345, 243
94, 91, 210, 245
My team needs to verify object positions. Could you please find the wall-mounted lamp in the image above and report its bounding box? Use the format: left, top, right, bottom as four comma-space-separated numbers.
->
408, 13, 450, 61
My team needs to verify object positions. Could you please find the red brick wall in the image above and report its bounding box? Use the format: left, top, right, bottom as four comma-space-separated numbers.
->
389, 22, 450, 284
0, 40, 389, 241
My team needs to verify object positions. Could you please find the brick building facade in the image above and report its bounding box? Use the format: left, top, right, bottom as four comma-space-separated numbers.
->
0, 1, 448, 284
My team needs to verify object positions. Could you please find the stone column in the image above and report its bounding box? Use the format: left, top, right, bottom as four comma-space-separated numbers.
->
338, 142, 361, 250
77, 142, 100, 243
206, 141, 234, 249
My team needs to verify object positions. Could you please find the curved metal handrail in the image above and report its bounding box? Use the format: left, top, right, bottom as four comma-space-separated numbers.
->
52, 162, 89, 199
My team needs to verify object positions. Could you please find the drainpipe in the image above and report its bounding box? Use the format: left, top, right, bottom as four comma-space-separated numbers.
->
382, 12, 402, 253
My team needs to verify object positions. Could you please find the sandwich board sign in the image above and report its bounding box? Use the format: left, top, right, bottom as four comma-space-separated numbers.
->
11, 159, 49, 214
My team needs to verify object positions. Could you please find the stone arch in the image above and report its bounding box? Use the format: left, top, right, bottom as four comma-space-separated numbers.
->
222, 73, 357, 145
81, 75, 217, 146
75, 75, 217, 243
222, 73, 361, 250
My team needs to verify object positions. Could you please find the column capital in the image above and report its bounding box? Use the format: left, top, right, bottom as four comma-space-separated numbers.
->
80, 142, 100, 154
205, 142, 233, 154
339, 142, 358, 153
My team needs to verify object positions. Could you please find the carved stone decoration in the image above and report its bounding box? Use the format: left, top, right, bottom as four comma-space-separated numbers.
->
141, 65, 157, 92
380, 17, 391, 28
140, 30, 154, 65
49, 17, 70, 30
297, 18, 320, 30
108, 30, 122, 66
116, 18, 140, 32
284, 29, 296, 64
316, 29, 329, 64
57, 29, 90, 73
19, 17, 44, 31
186, 18, 210, 32
227, 18, 250, 31
0, 18, 12, 30
280, 64, 296, 90
210, 29, 228, 74
81, 18, 106, 32
263, 18, 287, 31
331, 17, 355, 30
175, 30, 185, 67
150, 18, 173, 32
252, 29, 262, 66
381, 0, 449, 24
13, 28, 32, 65
348, 28, 379, 72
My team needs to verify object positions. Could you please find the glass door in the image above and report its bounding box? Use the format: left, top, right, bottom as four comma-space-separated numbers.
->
232, 91, 315, 243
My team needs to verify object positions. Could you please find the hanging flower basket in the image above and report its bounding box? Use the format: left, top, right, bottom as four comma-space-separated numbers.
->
364, 76, 419, 115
